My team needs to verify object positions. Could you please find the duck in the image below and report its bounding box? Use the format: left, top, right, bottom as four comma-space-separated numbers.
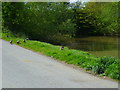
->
26, 38, 29, 40
9, 40, 13, 44
60, 46, 64, 50
23, 39, 26, 43
17, 40, 20, 44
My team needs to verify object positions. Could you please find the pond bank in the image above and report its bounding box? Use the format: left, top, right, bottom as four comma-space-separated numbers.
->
59, 36, 119, 58
1, 33, 120, 81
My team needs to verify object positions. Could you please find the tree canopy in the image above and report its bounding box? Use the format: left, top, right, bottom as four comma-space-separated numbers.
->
2, 2, 119, 43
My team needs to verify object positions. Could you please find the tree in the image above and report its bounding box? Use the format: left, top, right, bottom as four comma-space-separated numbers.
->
2, 2, 76, 43
85, 2, 119, 35
2, 2, 25, 32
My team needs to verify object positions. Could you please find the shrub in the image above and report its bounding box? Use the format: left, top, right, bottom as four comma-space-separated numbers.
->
105, 63, 120, 80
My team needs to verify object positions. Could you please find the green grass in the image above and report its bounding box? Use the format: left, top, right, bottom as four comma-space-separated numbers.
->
1, 32, 120, 81
0, 33, 2, 38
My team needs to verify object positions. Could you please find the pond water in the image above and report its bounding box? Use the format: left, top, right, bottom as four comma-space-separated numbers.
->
66, 36, 119, 58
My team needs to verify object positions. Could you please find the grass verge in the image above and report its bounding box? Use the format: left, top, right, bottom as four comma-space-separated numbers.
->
1, 32, 120, 81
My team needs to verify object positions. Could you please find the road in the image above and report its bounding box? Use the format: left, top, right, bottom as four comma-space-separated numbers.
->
0, 39, 2, 89
1, 39, 118, 88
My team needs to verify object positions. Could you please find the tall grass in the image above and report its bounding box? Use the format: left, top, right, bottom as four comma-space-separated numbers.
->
1, 32, 120, 81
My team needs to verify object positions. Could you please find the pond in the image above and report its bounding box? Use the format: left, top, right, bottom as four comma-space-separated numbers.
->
65, 36, 119, 58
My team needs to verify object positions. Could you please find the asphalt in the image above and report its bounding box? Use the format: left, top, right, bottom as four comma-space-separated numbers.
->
0, 39, 2, 89
1, 39, 119, 88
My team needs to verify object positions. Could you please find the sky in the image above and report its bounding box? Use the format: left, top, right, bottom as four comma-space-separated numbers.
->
70, 0, 89, 3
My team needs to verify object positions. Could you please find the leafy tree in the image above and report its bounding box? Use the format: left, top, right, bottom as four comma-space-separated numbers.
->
2, 2, 76, 43
2, 2, 25, 32
85, 2, 119, 35
0, 1, 2, 33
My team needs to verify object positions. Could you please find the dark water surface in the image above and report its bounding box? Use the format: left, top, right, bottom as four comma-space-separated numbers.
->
66, 36, 119, 58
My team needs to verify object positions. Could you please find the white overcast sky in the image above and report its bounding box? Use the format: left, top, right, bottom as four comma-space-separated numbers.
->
70, 0, 89, 3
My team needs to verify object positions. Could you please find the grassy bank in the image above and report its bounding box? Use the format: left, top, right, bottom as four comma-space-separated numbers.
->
1, 32, 120, 81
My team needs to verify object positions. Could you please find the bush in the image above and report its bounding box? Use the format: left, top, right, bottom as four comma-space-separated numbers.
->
91, 56, 118, 74
105, 63, 119, 80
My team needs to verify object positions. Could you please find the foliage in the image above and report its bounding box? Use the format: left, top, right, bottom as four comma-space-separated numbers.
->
2, 2, 25, 31
73, 8, 96, 36
70, 2, 119, 37
105, 63, 119, 80
84, 2, 119, 36
2, 2, 119, 42
2, 2, 76, 43
0, 1, 2, 33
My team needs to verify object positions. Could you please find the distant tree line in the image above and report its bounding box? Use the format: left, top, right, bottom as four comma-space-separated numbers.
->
2, 2, 120, 43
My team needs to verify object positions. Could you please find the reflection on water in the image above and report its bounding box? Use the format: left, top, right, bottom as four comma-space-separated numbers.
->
66, 36, 119, 58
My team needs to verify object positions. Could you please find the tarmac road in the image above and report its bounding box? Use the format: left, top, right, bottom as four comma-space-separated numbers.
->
0, 39, 2, 89
1, 39, 118, 88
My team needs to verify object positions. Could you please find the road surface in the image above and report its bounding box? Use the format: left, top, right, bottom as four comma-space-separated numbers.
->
1, 39, 118, 88
0, 39, 2, 89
